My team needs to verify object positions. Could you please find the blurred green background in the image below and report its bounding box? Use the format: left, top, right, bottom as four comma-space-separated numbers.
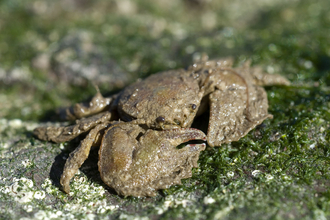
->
1, 0, 330, 219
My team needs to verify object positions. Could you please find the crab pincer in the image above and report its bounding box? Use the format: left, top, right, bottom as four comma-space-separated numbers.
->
98, 123, 206, 197
58, 122, 206, 197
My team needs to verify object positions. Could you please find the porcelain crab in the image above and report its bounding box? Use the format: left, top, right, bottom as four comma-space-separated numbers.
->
34, 56, 289, 197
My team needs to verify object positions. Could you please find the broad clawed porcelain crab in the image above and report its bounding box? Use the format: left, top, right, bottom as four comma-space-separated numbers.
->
34, 55, 289, 197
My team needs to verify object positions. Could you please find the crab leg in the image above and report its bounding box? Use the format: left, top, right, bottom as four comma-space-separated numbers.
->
33, 111, 112, 143
235, 61, 291, 86
60, 122, 110, 194
59, 88, 116, 120
98, 123, 206, 197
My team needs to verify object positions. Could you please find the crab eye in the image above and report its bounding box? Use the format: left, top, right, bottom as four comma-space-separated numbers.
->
156, 116, 165, 123
191, 104, 197, 110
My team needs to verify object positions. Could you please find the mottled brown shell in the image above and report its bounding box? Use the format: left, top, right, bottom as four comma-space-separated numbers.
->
33, 56, 290, 197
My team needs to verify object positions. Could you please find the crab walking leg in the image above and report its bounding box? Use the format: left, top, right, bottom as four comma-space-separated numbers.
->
250, 68, 291, 86
207, 85, 272, 147
98, 123, 207, 197
59, 88, 116, 120
60, 123, 110, 194
237, 61, 291, 86
33, 112, 112, 143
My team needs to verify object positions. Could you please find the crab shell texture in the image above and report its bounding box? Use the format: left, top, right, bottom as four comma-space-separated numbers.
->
33, 56, 290, 197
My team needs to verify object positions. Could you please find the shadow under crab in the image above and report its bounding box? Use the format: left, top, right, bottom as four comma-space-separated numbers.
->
34, 56, 290, 197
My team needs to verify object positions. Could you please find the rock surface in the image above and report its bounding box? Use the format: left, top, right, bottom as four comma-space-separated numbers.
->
1, 0, 330, 219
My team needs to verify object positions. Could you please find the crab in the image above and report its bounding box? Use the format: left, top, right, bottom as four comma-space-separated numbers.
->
34, 55, 290, 197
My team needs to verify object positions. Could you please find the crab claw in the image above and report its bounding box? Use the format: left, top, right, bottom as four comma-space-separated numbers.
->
98, 123, 206, 197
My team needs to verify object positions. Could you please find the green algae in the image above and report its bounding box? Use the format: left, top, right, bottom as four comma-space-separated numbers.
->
1, 0, 330, 219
